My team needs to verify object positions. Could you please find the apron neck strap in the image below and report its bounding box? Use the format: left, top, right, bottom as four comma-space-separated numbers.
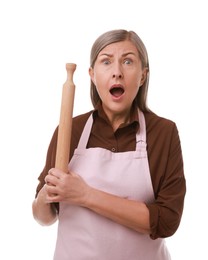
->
136, 110, 146, 143
77, 114, 93, 148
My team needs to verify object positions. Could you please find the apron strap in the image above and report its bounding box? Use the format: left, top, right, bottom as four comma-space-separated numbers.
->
77, 114, 93, 149
136, 110, 146, 143
135, 110, 147, 154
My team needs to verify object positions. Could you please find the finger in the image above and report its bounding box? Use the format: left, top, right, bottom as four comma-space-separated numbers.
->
48, 168, 67, 178
46, 194, 60, 203
46, 189, 63, 203
45, 174, 59, 186
45, 183, 58, 194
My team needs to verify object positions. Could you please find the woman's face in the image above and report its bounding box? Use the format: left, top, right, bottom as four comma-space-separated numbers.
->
89, 40, 147, 119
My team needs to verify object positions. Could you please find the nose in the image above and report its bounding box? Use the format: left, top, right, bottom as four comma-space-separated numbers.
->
113, 73, 123, 79
112, 63, 123, 79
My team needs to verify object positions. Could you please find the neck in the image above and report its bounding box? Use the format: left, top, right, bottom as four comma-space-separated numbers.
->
103, 108, 131, 132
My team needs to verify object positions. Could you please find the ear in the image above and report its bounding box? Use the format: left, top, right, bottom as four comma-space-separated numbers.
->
89, 67, 95, 83
140, 67, 148, 86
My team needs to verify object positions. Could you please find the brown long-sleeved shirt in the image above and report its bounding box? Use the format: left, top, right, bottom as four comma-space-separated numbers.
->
35, 103, 186, 240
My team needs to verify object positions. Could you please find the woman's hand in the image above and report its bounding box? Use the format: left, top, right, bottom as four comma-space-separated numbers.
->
44, 168, 91, 206
32, 183, 58, 226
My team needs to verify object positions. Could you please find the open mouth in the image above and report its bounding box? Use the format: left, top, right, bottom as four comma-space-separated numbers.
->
110, 85, 125, 98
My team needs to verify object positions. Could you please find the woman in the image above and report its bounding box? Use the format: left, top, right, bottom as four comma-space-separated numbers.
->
32, 29, 186, 259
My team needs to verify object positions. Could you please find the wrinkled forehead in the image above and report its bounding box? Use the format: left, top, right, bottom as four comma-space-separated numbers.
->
98, 40, 138, 55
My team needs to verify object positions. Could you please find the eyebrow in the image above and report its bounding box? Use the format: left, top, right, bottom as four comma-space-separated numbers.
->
99, 52, 137, 58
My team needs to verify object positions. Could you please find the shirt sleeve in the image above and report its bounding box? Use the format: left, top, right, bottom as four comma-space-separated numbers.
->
35, 127, 58, 198
147, 123, 186, 239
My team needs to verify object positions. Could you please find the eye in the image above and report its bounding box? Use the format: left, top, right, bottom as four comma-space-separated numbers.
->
123, 59, 132, 65
103, 59, 111, 65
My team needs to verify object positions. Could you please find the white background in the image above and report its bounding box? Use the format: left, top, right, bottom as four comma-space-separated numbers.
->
0, 0, 207, 259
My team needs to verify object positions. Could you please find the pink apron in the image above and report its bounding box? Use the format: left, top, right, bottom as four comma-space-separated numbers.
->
53, 110, 171, 260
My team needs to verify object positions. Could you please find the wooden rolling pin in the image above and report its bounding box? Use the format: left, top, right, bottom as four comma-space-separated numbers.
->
55, 63, 76, 172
